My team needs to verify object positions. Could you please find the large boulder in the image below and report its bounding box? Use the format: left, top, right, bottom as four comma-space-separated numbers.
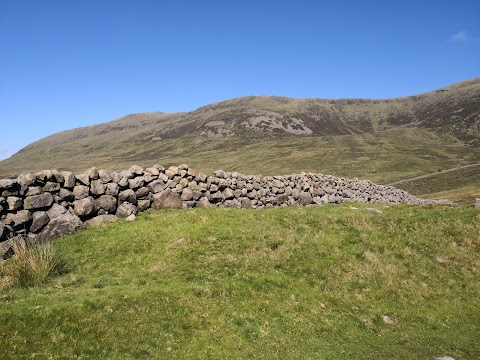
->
152, 191, 182, 209
90, 179, 105, 196
73, 197, 96, 217
116, 203, 138, 218
24, 193, 54, 210
7, 196, 23, 211
36, 213, 84, 241
128, 177, 144, 190
95, 195, 117, 213
61, 171, 76, 188
181, 187, 194, 201
47, 203, 67, 219
59, 188, 74, 202
298, 192, 312, 206
75, 173, 90, 186
17, 173, 36, 187
3, 210, 31, 229
73, 185, 90, 200
137, 199, 151, 212
105, 182, 119, 196
118, 189, 137, 204
30, 211, 50, 233
43, 182, 60, 192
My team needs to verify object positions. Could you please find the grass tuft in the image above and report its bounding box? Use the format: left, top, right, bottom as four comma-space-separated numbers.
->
0, 239, 67, 288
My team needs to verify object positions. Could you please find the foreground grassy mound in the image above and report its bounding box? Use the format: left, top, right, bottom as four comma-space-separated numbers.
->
1, 205, 479, 359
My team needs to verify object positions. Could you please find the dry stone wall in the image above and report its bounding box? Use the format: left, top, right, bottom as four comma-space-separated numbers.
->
0, 163, 450, 251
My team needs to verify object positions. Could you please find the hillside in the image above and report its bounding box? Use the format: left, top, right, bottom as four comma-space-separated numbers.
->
0, 78, 479, 202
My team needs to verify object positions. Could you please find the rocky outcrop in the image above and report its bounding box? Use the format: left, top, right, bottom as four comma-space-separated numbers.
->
0, 164, 451, 244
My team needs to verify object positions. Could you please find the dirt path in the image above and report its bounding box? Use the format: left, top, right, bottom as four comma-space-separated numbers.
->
385, 163, 480, 186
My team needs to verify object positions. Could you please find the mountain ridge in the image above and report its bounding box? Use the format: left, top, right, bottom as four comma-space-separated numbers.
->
1, 78, 479, 203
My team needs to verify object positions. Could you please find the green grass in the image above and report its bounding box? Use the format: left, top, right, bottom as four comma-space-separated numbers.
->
1, 205, 479, 359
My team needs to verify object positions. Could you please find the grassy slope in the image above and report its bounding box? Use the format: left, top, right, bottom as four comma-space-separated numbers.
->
396, 165, 480, 204
1, 205, 479, 359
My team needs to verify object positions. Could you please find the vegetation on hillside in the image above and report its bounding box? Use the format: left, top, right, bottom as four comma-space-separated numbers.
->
1, 205, 479, 359
0, 79, 478, 203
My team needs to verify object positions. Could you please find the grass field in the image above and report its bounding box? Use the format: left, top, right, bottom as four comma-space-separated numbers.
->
1, 205, 479, 359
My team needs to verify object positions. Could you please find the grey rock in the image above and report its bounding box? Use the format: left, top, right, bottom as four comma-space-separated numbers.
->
196, 197, 212, 208
145, 167, 160, 176
24, 193, 54, 210
240, 198, 251, 208
61, 171, 76, 188
85, 214, 119, 227
148, 179, 167, 193
73, 185, 90, 200
195, 172, 207, 183
210, 191, 224, 202
43, 181, 60, 192
73, 197, 96, 217
117, 177, 129, 188
158, 173, 169, 182
5, 210, 31, 229
125, 214, 136, 222
98, 169, 113, 183
135, 186, 150, 199
59, 188, 74, 202
118, 189, 137, 204
214, 170, 226, 178
104, 182, 119, 196
152, 191, 182, 209
128, 176, 144, 189
181, 187, 194, 201
223, 188, 235, 199
476, 198, 480, 208
153, 164, 165, 172
298, 192, 312, 206
75, 173, 90, 186
30, 211, 50, 233
95, 195, 117, 213
137, 199, 151, 212
47, 203, 67, 219
36, 212, 84, 241
7, 196, 23, 211
1, 237, 19, 260
34, 170, 53, 182
116, 203, 138, 218
129, 165, 144, 175
165, 166, 179, 178
90, 179, 105, 196
51, 170, 65, 184
17, 173, 36, 187
85, 167, 99, 180
143, 173, 156, 183
0, 179, 16, 190
26, 186, 42, 196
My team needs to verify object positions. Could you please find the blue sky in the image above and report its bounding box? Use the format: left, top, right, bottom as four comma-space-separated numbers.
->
0, 0, 479, 160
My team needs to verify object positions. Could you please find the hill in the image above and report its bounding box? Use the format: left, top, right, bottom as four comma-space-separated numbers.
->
0, 78, 479, 202
1, 205, 479, 359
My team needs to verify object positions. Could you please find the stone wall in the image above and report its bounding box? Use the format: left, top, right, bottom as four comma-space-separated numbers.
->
0, 164, 450, 249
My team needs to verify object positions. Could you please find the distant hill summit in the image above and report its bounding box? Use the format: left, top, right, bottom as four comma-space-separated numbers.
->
0, 78, 479, 203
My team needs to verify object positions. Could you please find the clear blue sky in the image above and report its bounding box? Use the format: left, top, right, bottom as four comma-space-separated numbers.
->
0, 0, 479, 160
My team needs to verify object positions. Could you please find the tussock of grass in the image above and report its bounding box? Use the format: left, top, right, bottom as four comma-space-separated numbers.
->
0, 239, 67, 288
0, 205, 479, 359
